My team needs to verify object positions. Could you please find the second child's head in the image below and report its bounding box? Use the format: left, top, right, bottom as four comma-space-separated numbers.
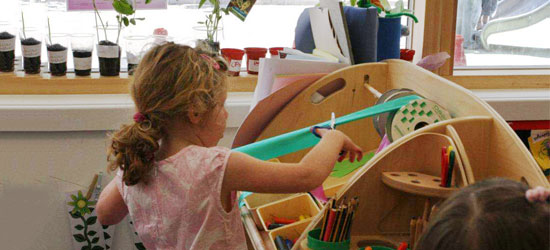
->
416, 178, 550, 250
108, 43, 228, 186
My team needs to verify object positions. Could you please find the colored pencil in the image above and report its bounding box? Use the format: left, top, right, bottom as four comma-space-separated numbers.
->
329, 207, 343, 242
319, 199, 333, 239
323, 208, 337, 241
440, 147, 447, 187
409, 217, 417, 248
446, 150, 456, 187
334, 205, 348, 241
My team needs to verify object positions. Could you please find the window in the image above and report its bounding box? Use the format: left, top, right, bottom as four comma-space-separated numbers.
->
455, 0, 550, 68
3, 0, 412, 73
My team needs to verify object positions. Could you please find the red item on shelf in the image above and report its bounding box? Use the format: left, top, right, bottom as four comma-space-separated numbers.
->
269, 47, 284, 58
400, 49, 415, 62
221, 48, 245, 76
454, 34, 467, 67
508, 120, 550, 130
244, 47, 267, 75
397, 242, 408, 250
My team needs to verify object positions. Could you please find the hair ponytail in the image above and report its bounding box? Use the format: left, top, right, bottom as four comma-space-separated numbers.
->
108, 113, 165, 186
107, 42, 228, 186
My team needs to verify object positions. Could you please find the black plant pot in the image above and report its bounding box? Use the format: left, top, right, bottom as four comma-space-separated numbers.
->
73, 50, 92, 76
47, 43, 67, 76
0, 31, 16, 72
21, 37, 42, 74
98, 40, 120, 77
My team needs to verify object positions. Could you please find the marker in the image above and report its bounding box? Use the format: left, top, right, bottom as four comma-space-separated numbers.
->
447, 150, 456, 187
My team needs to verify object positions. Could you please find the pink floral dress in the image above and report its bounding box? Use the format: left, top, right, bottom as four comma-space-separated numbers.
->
115, 146, 247, 250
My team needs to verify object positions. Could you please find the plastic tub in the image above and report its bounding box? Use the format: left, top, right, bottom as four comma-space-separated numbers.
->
221, 48, 245, 76
244, 47, 267, 75
269, 47, 284, 58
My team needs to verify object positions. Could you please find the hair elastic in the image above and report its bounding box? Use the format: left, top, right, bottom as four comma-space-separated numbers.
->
133, 112, 147, 123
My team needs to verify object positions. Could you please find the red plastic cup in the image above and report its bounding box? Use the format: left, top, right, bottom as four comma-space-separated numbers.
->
244, 47, 267, 75
221, 48, 245, 76
269, 47, 284, 58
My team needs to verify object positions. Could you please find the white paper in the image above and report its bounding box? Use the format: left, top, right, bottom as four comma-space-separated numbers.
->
0, 38, 15, 52
74, 57, 92, 70
48, 50, 67, 64
65, 191, 108, 250
309, 7, 347, 63
97, 45, 119, 58
228, 59, 242, 72
251, 58, 347, 110
317, 0, 353, 64
248, 59, 260, 72
22, 44, 41, 57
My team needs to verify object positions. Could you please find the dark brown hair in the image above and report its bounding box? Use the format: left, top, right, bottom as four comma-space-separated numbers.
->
415, 178, 549, 250
107, 43, 228, 186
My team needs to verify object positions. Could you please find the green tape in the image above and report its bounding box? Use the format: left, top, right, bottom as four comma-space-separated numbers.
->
233, 95, 420, 160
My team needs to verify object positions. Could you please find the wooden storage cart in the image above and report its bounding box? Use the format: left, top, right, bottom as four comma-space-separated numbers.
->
239, 60, 549, 250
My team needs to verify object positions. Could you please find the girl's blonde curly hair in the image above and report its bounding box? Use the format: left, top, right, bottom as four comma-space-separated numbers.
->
108, 42, 228, 186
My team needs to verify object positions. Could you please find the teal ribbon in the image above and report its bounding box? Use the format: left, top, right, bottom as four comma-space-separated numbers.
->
236, 95, 421, 206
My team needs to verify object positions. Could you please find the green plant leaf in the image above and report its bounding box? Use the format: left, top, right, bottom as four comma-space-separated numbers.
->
92, 246, 104, 250
135, 243, 147, 250
73, 234, 86, 242
122, 17, 129, 26
134, 17, 145, 20
91, 237, 99, 244
86, 216, 97, 225
112, 0, 135, 15
145, 0, 151, 3
75, 225, 84, 230
81, 246, 91, 250
198, 0, 207, 8
130, 18, 136, 25
88, 230, 97, 236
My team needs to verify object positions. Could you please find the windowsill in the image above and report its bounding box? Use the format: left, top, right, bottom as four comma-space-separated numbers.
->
0, 71, 259, 94
0, 89, 548, 132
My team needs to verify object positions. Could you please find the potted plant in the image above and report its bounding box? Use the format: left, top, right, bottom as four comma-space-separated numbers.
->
46, 18, 69, 76
0, 21, 16, 72
92, 0, 149, 76
197, 0, 228, 53
71, 33, 94, 77
19, 12, 42, 74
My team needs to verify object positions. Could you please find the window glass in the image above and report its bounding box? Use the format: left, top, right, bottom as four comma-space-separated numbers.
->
455, 0, 550, 68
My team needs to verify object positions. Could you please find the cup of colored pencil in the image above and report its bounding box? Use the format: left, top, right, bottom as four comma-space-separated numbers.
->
307, 197, 359, 250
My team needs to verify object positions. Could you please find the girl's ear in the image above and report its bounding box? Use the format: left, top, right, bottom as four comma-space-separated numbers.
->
187, 108, 201, 124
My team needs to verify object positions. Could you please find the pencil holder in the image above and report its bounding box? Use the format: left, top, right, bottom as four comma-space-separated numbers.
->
307, 228, 350, 250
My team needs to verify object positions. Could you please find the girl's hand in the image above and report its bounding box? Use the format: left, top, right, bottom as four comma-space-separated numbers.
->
526, 186, 550, 203
315, 128, 364, 163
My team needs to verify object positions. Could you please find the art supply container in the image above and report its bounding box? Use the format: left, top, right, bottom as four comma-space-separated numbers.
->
46, 33, 69, 76
307, 228, 350, 250
0, 22, 16, 72
71, 33, 94, 76
221, 48, 245, 76
20, 27, 43, 74
269, 219, 311, 250
377, 17, 401, 62
257, 193, 320, 231
124, 35, 149, 75
269, 47, 284, 58
244, 193, 298, 229
244, 47, 267, 75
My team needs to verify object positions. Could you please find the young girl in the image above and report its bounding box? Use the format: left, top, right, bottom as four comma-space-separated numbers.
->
415, 178, 550, 250
96, 43, 363, 249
